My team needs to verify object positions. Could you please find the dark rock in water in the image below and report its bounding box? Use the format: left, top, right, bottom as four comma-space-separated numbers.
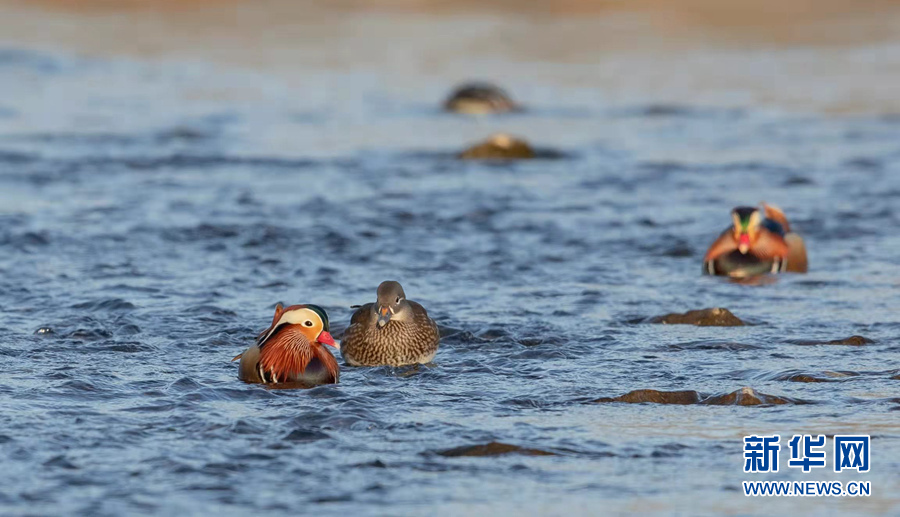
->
789, 335, 873, 346
459, 133, 535, 160
284, 428, 331, 442
595, 387, 807, 406
769, 369, 856, 383
783, 175, 815, 186
648, 308, 745, 327
701, 387, 799, 406
780, 373, 835, 383
595, 389, 702, 405
443, 82, 518, 114
436, 441, 555, 457
828, 335, 873, 346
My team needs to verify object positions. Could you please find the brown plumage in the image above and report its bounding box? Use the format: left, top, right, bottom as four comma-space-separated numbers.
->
340, 281, 440, 367
443, 82, 519, 114
233, 303, 339, 386
703, 203, 808, 277
763, 203, 808, 273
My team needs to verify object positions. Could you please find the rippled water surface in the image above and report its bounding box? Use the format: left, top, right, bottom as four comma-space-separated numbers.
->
0, 44, 898, 516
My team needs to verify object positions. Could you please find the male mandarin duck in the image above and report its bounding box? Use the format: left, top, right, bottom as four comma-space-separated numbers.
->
443, 82, 519, 114
233, 303, 339, 386
703, 203, 808, 277
340, 281, 440, 367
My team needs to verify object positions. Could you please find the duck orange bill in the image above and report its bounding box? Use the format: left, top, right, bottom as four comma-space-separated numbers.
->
317, 331, 337, 348
377, 306, 391, 327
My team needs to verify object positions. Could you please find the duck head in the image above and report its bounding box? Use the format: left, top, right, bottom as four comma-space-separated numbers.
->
375, 280, 409, 328
259, 303, 335, 347
731, 206, 762, 254
257, 303, 338, 381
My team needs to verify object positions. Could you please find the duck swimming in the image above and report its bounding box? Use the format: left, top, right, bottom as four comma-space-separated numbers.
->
340, 281, 440, 367
233, 303, 339, 386
443, 82, 519, 114
703, 203, 808, 277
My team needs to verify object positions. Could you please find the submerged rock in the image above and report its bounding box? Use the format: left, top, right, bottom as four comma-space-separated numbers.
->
595, 387, 806, 406
443, 82, 518, 114
789, 335, 874, 346
773, 370, 857, 383
459, 133, 535, 160
702, 387, 799, 406
595, 389, 702, 405
779, 373, 834, 383
436, 441, 555, 457
648, 308, 745, 327
827, 335, 873, 346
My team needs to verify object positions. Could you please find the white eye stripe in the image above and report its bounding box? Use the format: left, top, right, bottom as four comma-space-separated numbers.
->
276, 308, 319, 327
259, 308, 320, 345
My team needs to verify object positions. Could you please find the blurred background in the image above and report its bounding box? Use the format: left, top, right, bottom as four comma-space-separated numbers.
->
5, 0, 900, 113
0, 1, 898, 516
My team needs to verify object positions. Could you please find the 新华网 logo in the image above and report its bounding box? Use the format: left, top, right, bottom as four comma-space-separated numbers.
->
743, 434, 870, 473
834, 435, 870, 473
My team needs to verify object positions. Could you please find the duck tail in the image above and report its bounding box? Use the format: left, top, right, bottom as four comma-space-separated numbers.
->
761, 202, 791, 233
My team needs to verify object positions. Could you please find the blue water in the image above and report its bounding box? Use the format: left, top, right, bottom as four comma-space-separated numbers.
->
0, 47, 897, 516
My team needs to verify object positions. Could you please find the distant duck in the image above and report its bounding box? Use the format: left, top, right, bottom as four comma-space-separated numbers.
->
340, 281, 440, 367
443, 82, 519, 114
703, 203, 808, 277
233, 303, 339, 386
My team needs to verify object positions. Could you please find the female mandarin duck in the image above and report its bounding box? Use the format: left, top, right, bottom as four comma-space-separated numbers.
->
233, 303, 339, 385
340, 281, 440, 367
703, 203, 808, 277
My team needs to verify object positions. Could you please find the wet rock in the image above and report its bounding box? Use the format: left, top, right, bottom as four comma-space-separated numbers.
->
595, 389, 702, 405
443, 82, 518, 114
71, 297, 136, 312
783, 175, 815, 186
781, 373, 834, 383
771, 370, 857, 382
789, 335, 874, 346
648, 308, 745, 327
459, 133, 535, 160
284, 428, 331, 442
827, 335, 873, 346
662, 340, 761, 351
436, 441, 556, 457
701, 387, 799, 406
595, 387, 807, 406
353, 459, 388, 468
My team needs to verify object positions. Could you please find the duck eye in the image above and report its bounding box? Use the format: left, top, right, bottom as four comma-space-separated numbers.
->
395, 296, 401, 304
304, 320, 313, 327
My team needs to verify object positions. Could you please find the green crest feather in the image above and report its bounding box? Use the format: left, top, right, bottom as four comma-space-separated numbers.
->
305, 304, 330, 332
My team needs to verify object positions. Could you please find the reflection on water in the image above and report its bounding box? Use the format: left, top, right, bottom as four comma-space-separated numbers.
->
0, 2, 898, 515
